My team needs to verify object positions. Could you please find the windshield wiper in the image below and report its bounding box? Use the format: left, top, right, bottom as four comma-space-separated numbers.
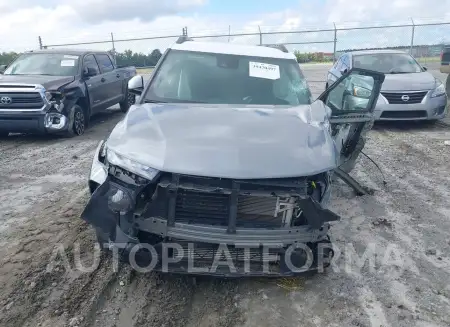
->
388, 71, 409, 74
144, 99, 206, 104
144, 99, 167, 103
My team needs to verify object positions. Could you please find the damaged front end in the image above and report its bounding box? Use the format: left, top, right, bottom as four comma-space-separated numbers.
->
82, 141, 340, 276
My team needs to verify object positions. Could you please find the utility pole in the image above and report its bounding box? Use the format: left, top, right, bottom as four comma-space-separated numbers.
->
333, 23, 337, 63
410, 18, 415, 55
258, 25, 262, 45
111, 32, 117, 65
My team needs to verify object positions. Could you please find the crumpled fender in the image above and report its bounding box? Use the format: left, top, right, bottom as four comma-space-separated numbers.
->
81, 180, 118, 235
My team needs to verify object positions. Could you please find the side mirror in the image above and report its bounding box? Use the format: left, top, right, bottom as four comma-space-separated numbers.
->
340, 68, 348, 75
0, 65, 7, 74
422, 66, 427, 71
83, 67, 97, 77
128, 75, 144, 95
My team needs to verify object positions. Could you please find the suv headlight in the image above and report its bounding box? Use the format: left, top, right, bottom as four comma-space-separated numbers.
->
106, 149, 159, 181
431, 80, 446, 98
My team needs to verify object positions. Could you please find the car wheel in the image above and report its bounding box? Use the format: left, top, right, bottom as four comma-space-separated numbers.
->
446, 75, 450, 97
64, 105, 86, 137
120, 89, 135, 113
423, 119, 439, 126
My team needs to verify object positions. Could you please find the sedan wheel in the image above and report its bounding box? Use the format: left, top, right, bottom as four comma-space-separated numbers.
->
446, 75, 450, 96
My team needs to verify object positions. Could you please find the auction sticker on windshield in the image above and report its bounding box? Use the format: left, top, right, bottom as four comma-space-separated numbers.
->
249, 61, 280, 80
60, 60, 76, 67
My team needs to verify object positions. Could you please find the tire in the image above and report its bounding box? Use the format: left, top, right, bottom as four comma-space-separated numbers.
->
446, 75, 450, 97
120, 89, 136, 113
423, 119, 438, 126
64, 105, 86, 137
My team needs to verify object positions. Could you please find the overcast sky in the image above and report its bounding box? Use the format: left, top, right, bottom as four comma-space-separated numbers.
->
1, 0, 450, 53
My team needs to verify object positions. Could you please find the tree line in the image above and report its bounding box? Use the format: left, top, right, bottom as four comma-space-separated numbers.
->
293, 43, 444, 63
0, 49, 163, 67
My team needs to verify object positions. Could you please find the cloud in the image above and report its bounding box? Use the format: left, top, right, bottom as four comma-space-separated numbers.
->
0, 0, 449, 54
71, 0, 207, 23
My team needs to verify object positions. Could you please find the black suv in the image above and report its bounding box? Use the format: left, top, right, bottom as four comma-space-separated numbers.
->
0, 49, 136, 137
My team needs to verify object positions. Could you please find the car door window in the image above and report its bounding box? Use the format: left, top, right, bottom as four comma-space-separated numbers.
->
342, 55, 350, 70
83, 54, 100, 76
325, 72, 376, 112
95, 54, 114, 73
335, 57, 344, 72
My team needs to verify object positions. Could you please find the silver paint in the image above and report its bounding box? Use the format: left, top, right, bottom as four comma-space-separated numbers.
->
104, 101, 338, 179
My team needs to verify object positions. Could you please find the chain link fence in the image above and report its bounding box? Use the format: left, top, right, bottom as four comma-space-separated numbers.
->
39, 20, 450, 62
39, 20, 450, 95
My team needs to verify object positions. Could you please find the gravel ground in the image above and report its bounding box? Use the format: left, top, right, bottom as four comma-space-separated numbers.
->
0, 69, 449, 327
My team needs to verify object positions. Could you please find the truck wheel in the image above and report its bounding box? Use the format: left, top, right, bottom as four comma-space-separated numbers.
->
64, 105, 86, 137
120, 89, 135, 113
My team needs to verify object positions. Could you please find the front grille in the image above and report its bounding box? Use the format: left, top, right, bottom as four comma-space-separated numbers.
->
166, 241, 283, 274
380, 110, 427, 119
143, 173, 310, 229
175, 190, 230, 225
0, 92, 44, 109
174, 190, 283, 227
381, 91, 427, 104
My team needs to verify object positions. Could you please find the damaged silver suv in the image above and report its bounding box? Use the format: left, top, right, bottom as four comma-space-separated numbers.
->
82, 37, 385, 276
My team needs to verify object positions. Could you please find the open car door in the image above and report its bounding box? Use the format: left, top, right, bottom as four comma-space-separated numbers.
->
316, 68, 385, 173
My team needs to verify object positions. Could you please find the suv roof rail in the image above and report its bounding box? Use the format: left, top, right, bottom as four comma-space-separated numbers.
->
176, 36, 194, 44
259, 44, 289, 53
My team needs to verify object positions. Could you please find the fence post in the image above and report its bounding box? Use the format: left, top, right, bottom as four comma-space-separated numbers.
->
258, 25, 262, 45
410, 18, 415, 55
38, 36, 43, 50
333, 23, 337, 63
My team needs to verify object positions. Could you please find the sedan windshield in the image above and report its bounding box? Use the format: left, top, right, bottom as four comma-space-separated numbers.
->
353, 53, 423, 74
4, 53, 79, 76
145, 50, 312, 106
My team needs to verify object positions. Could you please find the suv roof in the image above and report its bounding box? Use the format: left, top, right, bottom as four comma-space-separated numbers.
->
171, 39, 296, 60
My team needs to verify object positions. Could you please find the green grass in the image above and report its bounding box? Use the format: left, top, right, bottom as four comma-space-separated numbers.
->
416, 56, 441, 63
136, 67, 154, 74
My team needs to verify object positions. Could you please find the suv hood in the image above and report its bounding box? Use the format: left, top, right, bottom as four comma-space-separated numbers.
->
0, 74, 75, 90
381, 72, 436, 91
105, 102, 338, 179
